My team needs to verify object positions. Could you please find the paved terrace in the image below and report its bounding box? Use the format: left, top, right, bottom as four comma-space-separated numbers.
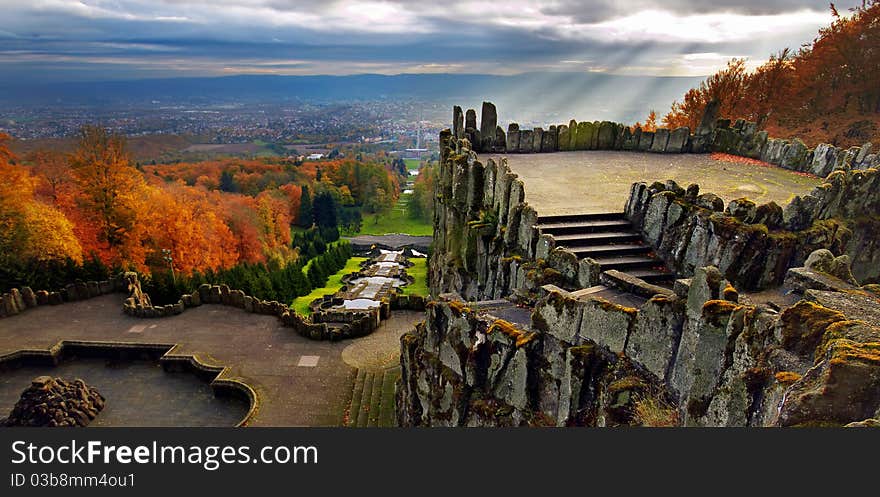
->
0, 295, 422, 427
481, 151, 821, 216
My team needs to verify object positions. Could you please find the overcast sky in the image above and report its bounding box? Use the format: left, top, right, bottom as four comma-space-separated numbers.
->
0, 0, 844, 82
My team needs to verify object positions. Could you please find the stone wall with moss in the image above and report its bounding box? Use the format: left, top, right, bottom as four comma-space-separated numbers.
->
399, 263, 880, 427
430, 130, 598, 303
454, 102, 879, 176
623, 172, 880, 289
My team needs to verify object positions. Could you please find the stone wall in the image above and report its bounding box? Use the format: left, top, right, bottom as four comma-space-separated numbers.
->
0, 275, 128, 319
624, 169, 880, 288
453, 102, 879, 175
121, 275, 375, 341
430, 130, 598, 303
398, 261, 880, 427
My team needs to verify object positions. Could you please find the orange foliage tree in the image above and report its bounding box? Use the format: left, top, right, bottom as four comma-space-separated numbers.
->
68, 126, 146, 266
663, 2, 880, 146
0, 134, 83, 266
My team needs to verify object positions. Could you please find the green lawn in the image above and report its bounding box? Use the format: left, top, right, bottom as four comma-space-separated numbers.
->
404, 159, 422, 171
292, 257, 368, 315
357, 193, 432, 236
402, 257, 428, 297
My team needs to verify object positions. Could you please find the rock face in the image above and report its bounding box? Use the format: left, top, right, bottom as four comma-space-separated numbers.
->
400, 261, 880, 427
409, 126, 880, 427
430, 132, 597, 302
3, 376, 105, 427
623, 179, 877, 290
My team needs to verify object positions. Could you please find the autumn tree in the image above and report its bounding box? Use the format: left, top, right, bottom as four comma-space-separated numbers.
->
664, 2, 880, 145
68, 126, 145, 265
0, 134, 83, 268
644, 110, 658, 132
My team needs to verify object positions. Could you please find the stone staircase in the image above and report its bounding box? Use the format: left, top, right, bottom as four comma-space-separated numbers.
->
343, 366, 400, 427
536, 212, 676, 286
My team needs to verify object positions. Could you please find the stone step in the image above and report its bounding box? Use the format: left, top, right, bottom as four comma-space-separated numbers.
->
622, 268, 678, 284
356, 372, 375, 428
592, 255, 664, 271
345, 369, 367, 427
551, 231, 643, 246
377, 367, 401, 428
566, 244, 652, 257
600, 269, 675, 298
536, 219, 632, 234
366, 370, 384, 427
536, 212, 626, 224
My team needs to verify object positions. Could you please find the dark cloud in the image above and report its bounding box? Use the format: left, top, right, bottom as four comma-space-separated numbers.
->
0, 0, 841, 82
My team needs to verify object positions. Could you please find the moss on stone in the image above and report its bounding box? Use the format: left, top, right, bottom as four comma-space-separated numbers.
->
774, 371, 803, 384
779, 301, 847, 356
487, 319, 536, 347
592, 297, 638, 316
722, 284, 739, 302
448, 300, 471, 316
607, 376, 648, 394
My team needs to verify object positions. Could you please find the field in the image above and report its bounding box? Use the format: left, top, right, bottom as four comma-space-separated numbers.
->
401, 258, 428, 297
357, 192, 432, 236
404, 159, 422, 171
291, 257, 368, 315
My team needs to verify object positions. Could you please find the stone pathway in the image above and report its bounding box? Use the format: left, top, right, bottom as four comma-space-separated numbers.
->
0, 295, 423, 426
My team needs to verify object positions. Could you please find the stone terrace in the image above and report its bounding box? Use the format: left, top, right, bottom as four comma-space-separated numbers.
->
0, 294, 423, 426
481, 151, 821, 215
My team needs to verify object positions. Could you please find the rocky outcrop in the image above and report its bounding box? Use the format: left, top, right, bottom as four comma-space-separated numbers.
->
2, 376, 105, 427
430, 131, 597, 303
400, 258, 880, 427
623, 180, 862, 290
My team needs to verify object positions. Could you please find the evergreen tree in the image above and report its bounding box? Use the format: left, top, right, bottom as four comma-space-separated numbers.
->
219, 169, 239, 193
298, 185, 313, 227
312, 191, 338, 229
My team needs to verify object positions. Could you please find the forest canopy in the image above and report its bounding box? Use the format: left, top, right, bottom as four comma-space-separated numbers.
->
0, 127, 399, 291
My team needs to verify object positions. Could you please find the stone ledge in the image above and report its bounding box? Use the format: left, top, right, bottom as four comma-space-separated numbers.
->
600, 270, 675, 299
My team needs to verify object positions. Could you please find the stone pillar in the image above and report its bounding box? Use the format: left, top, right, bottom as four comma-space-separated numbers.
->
480, 101, 497, 152
507, 123, 520, 153
453, 106, 464, 139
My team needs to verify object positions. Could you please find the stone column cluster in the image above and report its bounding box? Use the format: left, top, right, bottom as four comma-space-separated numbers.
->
450, 101, 879, 178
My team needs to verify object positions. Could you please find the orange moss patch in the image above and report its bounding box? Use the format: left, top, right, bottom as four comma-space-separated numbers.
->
487, 319, 537, 347
592, 297, 638, 316
703, 299, 739, 313
447, 300, 471, 316
780, 301, 847, 355
827, 340, 880, 366
774, 371, 803, 384
722, 284, 739, 302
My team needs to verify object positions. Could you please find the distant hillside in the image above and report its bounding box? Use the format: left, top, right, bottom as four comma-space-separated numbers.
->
0, 73, 702, 126
11, 134, 195, 162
